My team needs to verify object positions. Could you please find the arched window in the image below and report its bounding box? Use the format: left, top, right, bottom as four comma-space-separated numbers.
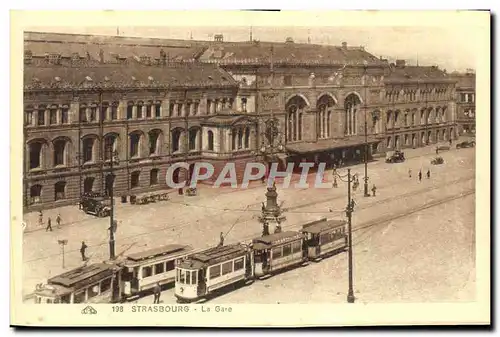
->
420, 109, 426, 125
386, 136, 392, 149
286, 95, 308, 141
136, 101, 144, 119
386, 111, 392, 129
244, 127, 250, 148
131, 171, 140, 188
232, 131, 237, 150
49, 105, 58, 125
53, 139, 67, 166
394, 110, 400, 127
29, 141, 43, 169
150, 169, 159, 186
61, 105, 69, 124
54, 181, 66, 200
411, 111, 416, 126
83, 177, 95, 194
129, 132, 142, 158
38, 105, 46, 125
188, 129, 198, 151
207, 130, 214, 151
345, 93, 361, 136
82, 137, 96, 163
237, 128, 243, 149
111, 102, 119, 120
127, 101, 134, 120
30, 184, 42, 204
149, 130, 161, 155
171, 129, 182, 153
104, 134, 118, 160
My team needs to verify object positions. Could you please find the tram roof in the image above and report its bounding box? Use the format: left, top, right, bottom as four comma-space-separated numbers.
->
301, 219, 347, 234
48, 263, 116, 289
180, 244, 247, 268
252, 231, 302, 248
126, 244, 192, 262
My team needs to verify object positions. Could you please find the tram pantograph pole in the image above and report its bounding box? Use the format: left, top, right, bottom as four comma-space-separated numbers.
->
346, 168, 355, 303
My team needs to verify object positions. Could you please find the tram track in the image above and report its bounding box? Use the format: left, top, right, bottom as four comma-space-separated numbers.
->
23, 174, 475, 264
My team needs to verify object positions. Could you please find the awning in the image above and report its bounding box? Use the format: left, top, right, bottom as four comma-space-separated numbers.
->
285, 136, 381, 155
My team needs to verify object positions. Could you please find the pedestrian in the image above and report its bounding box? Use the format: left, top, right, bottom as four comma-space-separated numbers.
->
418, 170, 422, 182
371, 184, 377, 197
449, 138, 452, 146
427, 169, 431, 179
219, 232, 224, 247
408, 169, 412, 178
56, 213, 61, 228
153, 282, 161, 304
38, 210, 43, 227
350, 199, 356, 210
80, 241, 88, 261
45, 217, 53, 232
178, 187, 183, 195
436, 147, 439, 155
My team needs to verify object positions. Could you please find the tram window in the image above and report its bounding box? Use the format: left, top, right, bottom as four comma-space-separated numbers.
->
234, 257, 244, 271
272, 246, 282, 259
53, 298, 60, 304
74, 290, 86, 304
142, 266, 153, 278
191, 271, 197, 284
100, 278, 111, 293
292, 241, 302, 253
155, 262, 165, 275
185, 271, 191, 285
166, 260, 175, 271
36, 297, 42, 304
60, 294, 71, 304
180, 270, 186, 283
47, 299, 53, 304
283, 244, 292, 257
209, 265, 221, 279
254, 251, 263, 263
222, 261, 233, 275
88, 284, 99, 299
176, 269, 180, 282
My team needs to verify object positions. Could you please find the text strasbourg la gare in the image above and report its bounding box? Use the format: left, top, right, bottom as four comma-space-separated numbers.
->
166, 162, 347, 189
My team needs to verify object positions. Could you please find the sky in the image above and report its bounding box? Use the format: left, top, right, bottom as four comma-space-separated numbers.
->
28, 25, 478, 72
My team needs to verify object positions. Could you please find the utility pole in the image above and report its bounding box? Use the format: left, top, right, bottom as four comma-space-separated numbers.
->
363, 61, 370, 197
108, 148, 118, 260
58, 239, 68, 269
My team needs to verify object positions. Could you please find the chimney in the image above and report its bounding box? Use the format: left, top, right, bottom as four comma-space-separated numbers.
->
395, 59, 406, 68
342, 42, 347, 50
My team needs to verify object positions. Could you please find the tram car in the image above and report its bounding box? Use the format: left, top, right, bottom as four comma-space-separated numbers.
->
175, 243, 254, 303
300, 218, 348, 260
119, 244, 193, 301
33, 263, 121, 304
252, 231, 306, 278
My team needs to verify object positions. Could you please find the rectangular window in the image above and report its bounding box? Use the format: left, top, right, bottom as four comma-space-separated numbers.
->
234, 257, 244, 271
25, 111, 33, 126
177, 104, 183, 116
155, 262, 164, 275
146, 105, 152, 118
38, 110, 45, 125
292, 241, 302, 253
111, 105, 118, 120
206, 100, 212, 114
209, 265, 221, 279
166, 260, 175, 271
221, 261, 233, 275
169, 103, 175, 116
155, 104, 161, 117
127, 105, 133, 120
185, 271, 191, 285
49, 109, 57, 124
61, 108, 69, 124
193, 102, 199, 115
90, 107, 97, 121
186, 103, 191, 116
142, 266, 153, 278
73, 290, 86, 304
191, 270, 197, 284
180, 270, 186, 283
100, 278, 112, 293
272, 246, 282, 259
282, 244, 292, 257
80, 108, 87, 122
283, 75, 292, 86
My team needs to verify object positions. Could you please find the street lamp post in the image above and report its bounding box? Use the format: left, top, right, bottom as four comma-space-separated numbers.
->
107, 148, 119, 260
332, 167, 356, 303
363, 61, 370, 197
75, 152, 83, 208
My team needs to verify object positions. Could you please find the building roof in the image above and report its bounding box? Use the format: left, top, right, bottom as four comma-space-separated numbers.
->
126, 244, 192, 262
301, 218, 347, 234
199, 41, 386, 66
252, 231, 302, 246
24, 62, 239, 90
178, 243, 248, 269
450, 73, 475, 89
48, 263, 116, 289
286, 136, 381, 154
384, 64, 456, 84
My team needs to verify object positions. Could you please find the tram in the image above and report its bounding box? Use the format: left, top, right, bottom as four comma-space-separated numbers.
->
252, 231, 306, 278
175, 243, 254, 303
33, 263, 121, 304
301, 218, 348, 260
119, 244, 193, 301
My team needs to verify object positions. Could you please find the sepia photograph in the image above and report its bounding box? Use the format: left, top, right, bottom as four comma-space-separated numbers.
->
10, 10, 490, 327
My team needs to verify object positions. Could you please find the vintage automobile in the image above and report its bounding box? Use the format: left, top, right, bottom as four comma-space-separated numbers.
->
456, 140, 475, 149
80, 194, 111, 217
385, 150, 405, 163
431, 156, 445, 165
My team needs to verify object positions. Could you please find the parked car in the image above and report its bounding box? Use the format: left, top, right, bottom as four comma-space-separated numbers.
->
385, 150, 405, 163
456, 140, 475, 149
80, 194, 111, 217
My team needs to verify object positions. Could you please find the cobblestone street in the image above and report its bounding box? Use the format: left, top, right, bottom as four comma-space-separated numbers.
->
22, 145, 475, 301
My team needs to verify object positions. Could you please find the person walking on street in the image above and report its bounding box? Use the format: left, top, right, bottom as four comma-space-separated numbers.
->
45, 217, 53, 232
153, 282, 161, 304
436, 147, 439, 155
56, 213, 61, 228
408, 169, 412, 178
427, 169, 431, 179
38, 210, 43, 227
371, 184, 377, 197
80, 241, 88, 261
449, 138, 452, 147
418, 170, 422, 182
